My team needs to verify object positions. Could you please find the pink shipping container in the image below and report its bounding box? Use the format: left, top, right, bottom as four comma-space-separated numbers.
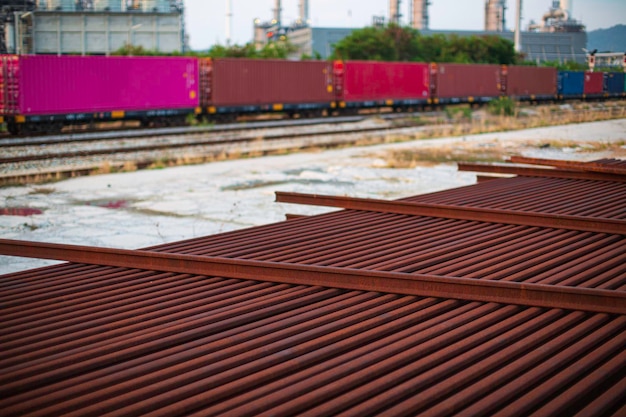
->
202, 59, 333, 109
334, 61, 430, 103
0, 55, 199, 116
432, 63, 502, 101
506, 66, 557, 99
584, 71, 604, 95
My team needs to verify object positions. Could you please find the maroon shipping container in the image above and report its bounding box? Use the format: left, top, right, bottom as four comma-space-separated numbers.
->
432, 63, 502, 100
0, 55, 199, 116
584, 71, 604, 95
335, 61, 430, 102
202, 58, 333, 108
506, 66, 557, 98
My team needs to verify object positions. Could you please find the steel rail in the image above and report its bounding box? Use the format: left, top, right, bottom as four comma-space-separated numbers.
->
508, 156, 626, 175
0, 239, 624, 314
274, 192, 626, 235
457, 162, 626, 183
0, 124, 417, 165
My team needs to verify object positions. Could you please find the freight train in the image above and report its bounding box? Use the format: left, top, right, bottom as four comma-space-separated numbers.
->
0, 54, 624, 135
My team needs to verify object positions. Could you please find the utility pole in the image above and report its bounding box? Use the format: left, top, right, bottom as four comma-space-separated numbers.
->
226, 0, 232, 45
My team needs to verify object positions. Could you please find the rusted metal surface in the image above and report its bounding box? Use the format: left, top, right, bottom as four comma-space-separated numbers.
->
275, 191, 626, 234
458, 162, 626, 183
1, 157, 625, 415
1, 265, 624, 416
1, 239, 623, 314
508, 156, 626, 175
402, 175, 626, 220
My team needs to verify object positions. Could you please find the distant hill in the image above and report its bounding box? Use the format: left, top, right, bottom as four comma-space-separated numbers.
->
587, 24, 626, 52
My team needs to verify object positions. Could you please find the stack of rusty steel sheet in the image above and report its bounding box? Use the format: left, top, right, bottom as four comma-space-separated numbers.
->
0, 157, 624, 416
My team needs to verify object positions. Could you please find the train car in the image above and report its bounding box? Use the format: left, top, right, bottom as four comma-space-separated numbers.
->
558, 71, 584, 99
505, 66, 558, 101
583, 71, 604, 98
604, 72, 625, 98
430, 63, 502, 104
333, 61, 430, 110
201, 58, 334, 119
0, 55, 200, 134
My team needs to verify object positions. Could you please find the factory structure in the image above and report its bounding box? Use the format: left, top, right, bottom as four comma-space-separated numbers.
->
1, 0, 587, 63
255, 0, 587, 63
0, 0, 186, 55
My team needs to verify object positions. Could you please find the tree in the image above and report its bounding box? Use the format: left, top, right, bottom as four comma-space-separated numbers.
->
331, 25, 518, 65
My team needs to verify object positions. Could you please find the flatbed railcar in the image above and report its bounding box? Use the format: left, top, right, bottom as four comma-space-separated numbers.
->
1, 54, 623, 136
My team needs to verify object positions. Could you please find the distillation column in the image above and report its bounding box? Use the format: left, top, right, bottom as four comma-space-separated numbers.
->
410, 0, 430, 30
389, 0, 402, 25
485, 0, 506, 31
273, 0, 282, 26
298, 0, 309, 24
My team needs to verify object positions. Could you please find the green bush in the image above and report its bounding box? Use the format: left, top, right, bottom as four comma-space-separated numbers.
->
488, 97, 516, 116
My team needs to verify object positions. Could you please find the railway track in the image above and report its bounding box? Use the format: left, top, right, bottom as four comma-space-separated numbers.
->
0, 115, 372, 148
0, 115, 436, 186
1, 103, 623, 186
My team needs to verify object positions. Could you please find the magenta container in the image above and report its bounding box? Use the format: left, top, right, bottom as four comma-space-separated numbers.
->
583, 71, 604, 95
339, 61, 430, 102
13, 55, 199, 115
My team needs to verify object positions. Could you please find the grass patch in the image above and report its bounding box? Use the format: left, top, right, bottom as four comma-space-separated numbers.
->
381, 138, 626, 169
384, 144, 508, 168
488, 97, 517, 116
28, 187, 55, 195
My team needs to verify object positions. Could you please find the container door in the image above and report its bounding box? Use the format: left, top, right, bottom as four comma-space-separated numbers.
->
199, 58, 212, 107
0, 55, 20, 115
499, 65, 508, 96
333, 61, 345, 102
429, 63, 438, 101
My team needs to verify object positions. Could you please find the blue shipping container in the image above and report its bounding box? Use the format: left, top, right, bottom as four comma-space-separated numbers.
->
604, 72, 625, 95
558, 71, 584, 97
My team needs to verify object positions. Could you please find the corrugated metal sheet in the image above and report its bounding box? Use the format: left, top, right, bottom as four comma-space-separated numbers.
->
558, 70, 584, 96
1, 157, 624, 416
339, 61, 430, 102
8, 55, 199, 115
433, 63, 502, 99
204, 58, 333, 107
506, 65, 557, 98
584, 71, 604, 95
604, 72, 625, 95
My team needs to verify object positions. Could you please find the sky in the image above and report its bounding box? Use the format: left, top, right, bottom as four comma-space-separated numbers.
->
184, 0, 626, 50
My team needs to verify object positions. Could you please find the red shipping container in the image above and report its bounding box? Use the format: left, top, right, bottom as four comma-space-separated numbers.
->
506, 66, 557, 98
0, 55, 199, 116
337, 61, 430, 102
584, 71, 604, 95
202, 59, 333, 107
433, 63, 502, 99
